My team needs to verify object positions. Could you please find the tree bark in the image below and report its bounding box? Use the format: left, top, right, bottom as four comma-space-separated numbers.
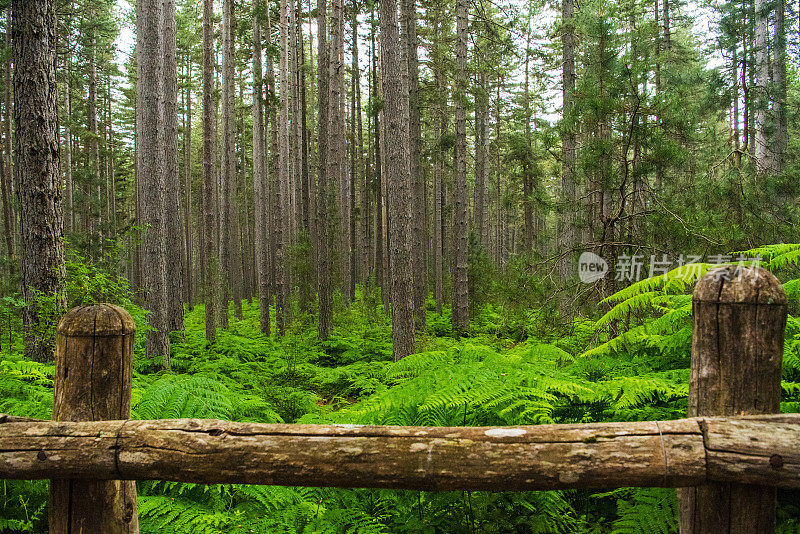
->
221, 0, 243, 321
380, 0, 416, 360
183, 56, 193, 309
475, 69, 489, 250
558, 0, 578, 281
253, 13, 270, 336
431, 5, 444, 315
772, 0, 786, 174
88, 25, 102, 250
201, 0, 217, 341
276, 0, 291, 334
754, 0, 771, 175
401, 0, 426, 331
162, 0, 184, 333
328, 0, 348, 303
298, 0, 310, 238
4, 415, 798, 492
1, 19, 16, 278
13, 0, 66, 362
452, 0, 470, 334
354, 14, 368, 288
349, 1, 359, 301
137, 0, 170, 363
316, 0, 332, 340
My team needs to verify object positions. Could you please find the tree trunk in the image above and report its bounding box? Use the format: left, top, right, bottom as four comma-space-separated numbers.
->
298, 0, 311, 238
106, 76, 117, 241
183, 56, 193, 309
4, 6, 12, 198
163, 0, 184, 333
732, 48, 741, 167
349, 2, 358, 300
62, 50, 73, 237
253, 16, 270, 335
558, 0, 578, 282
13, 0, 65, 362
289, 0, 300, 245
1, 12, 16, 280
772, 0, 786, 174
452, 0, 470, 334
328, 0, 348, 303
522, 19, 534, 253
89, 29, 102, 251
221, 0, 243, 321
431, 5, 444, 315
201, 0, 217, 341
136, 0, 170, 362
380, 0, 416, 360
276, 0, 291, 334
238, 81, 255, 304
372, 16, 386, 310
754, 0, 771, 175
315, 0, 331, 341
475, 69, 489, 250
355, 16, 368, 288
267, 5, 278, 333
401, 0, 426, 331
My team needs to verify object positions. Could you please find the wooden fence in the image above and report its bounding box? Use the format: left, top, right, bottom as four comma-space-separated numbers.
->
0, 266, 797, 533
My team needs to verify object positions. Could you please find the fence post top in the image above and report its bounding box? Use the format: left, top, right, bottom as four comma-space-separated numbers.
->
56, 304, 135, 337
694, 266, 786, 305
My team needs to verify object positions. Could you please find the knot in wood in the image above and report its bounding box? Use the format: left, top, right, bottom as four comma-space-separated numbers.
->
769, 454, 784, 469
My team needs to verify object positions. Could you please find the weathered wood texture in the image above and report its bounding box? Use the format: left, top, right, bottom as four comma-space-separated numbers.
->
679, 266, 787, 534
1, 415, 797, 491
49, 305, 139, 534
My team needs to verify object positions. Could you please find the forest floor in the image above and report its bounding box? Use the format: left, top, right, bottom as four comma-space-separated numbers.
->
2, 282, 799, 532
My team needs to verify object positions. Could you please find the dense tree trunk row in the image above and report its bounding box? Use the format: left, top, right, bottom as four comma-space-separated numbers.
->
2, 0, 794, 365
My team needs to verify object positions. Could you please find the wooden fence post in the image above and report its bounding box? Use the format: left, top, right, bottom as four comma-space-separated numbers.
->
49, 304, 139, 533
679, 266, 787, 533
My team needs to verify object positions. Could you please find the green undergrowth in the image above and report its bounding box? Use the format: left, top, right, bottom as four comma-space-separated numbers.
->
2, 251, 800, 532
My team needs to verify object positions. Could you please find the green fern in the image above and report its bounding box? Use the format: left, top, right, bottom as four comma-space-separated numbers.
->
609, 488, 678, 534
132, 375, 235, 420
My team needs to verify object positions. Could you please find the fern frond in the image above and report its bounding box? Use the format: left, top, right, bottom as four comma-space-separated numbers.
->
132, 375, 234, 420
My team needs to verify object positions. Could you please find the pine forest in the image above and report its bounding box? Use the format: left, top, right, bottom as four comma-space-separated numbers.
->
1, 0, 800, 531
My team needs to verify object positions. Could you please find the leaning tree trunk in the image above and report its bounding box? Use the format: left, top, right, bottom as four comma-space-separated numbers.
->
136, 0, 170, 362
13, 0, 66, 363
380, 0, 416, 360
451, 0, 470, 334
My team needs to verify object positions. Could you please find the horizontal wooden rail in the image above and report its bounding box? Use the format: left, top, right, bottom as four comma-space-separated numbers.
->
1, 413, 797, 491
